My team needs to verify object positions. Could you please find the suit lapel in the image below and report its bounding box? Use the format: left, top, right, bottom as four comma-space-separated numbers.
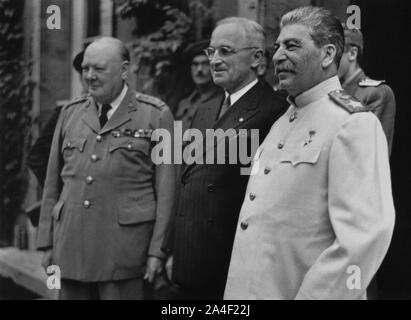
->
99, 88, 135, 135
213, 82, 264, 130
183, 82, 265, 176
192, 94, 224, 135
181, 92, 223, 177
202, 82, 264, 156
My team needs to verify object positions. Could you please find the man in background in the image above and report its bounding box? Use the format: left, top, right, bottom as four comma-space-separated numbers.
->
338, 24, 396, 153
175, 40, 223, 133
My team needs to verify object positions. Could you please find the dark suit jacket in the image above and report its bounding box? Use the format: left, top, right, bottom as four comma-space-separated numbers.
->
165, 81, 287, 298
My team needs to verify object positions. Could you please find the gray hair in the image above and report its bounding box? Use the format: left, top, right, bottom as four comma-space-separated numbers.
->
280, 6, 345, 67
216, 17, 265, 50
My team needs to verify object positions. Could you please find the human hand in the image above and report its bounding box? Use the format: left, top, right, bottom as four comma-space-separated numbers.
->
144, 256, 164, 283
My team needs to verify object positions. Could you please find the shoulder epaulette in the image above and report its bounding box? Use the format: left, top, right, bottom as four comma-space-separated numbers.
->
135, 92, 166, 110
65, 94, 90, 108
329, 90, 368, 113
359, 78, 385, 87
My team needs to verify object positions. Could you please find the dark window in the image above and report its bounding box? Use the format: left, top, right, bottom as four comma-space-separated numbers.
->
87, 0, 101, 37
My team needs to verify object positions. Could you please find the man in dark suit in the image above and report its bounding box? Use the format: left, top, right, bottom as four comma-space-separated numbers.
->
163, 17, 287, 299
37, 37, 175, 299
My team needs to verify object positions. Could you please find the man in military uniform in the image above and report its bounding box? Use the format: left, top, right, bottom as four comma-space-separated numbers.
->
338, 24, 396, 153
175, 40, 223, 133
225, 6, 394, 300
36, 37, 175, 299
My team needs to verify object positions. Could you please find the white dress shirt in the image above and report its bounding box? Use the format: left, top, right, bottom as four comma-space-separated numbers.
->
225, 79, 258, 106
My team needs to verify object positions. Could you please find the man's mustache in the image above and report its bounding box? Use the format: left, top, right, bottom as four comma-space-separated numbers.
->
275, 64, 295, 75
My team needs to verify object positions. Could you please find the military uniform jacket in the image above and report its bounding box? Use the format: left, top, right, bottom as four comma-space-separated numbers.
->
169, 81, 287, 295
342, 68, 396, 152
36, 88, 176, 282
224, 77, 395, 300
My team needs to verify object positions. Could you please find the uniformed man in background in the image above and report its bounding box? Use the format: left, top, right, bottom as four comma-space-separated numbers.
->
338, 24, 396, 153
174, 40, 223, 133
224, 6, 394, 300
36, 37, 175, 299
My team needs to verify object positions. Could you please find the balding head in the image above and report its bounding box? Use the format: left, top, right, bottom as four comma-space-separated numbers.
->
82, 37, 130, 104
90, 37, 130, 62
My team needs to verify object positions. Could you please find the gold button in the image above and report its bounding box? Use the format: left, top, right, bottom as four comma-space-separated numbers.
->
127, 144, 132, 150
240, 222, 248, 230
238, 117, 244, 123
277, 141, 284, 149
249, 193, 256, 201
85, 176, 94, 185
91, 154, 99, 162
83, 200, 91, 208
67, 141, 72, 147
96, 135, 103, 142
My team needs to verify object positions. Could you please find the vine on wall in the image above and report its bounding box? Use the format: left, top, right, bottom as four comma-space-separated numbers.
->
117, 0, 215, 112
0, 0, 33, 244
118, 0, 214, 70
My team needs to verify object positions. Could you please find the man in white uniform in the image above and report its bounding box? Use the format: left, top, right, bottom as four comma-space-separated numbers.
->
224, 6, 395, 300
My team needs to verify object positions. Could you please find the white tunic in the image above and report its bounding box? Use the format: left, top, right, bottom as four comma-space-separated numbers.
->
224, 76, 395, 300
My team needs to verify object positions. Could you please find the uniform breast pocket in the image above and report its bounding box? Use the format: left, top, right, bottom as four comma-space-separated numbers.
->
108, 138, 152, 178
279, 146, 322, 166
108, 138, 151, 159
61, 138, 87, 160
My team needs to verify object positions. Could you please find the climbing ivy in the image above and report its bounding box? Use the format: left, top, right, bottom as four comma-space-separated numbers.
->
118, 0, 214, 69
0, 0, 33, 244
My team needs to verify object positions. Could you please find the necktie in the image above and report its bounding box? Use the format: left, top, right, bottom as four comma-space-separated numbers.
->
218, 95, 231, 119
99, 104, 111, 128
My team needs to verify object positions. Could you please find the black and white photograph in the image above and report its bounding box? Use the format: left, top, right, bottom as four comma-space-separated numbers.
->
0, 0, 410, 305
